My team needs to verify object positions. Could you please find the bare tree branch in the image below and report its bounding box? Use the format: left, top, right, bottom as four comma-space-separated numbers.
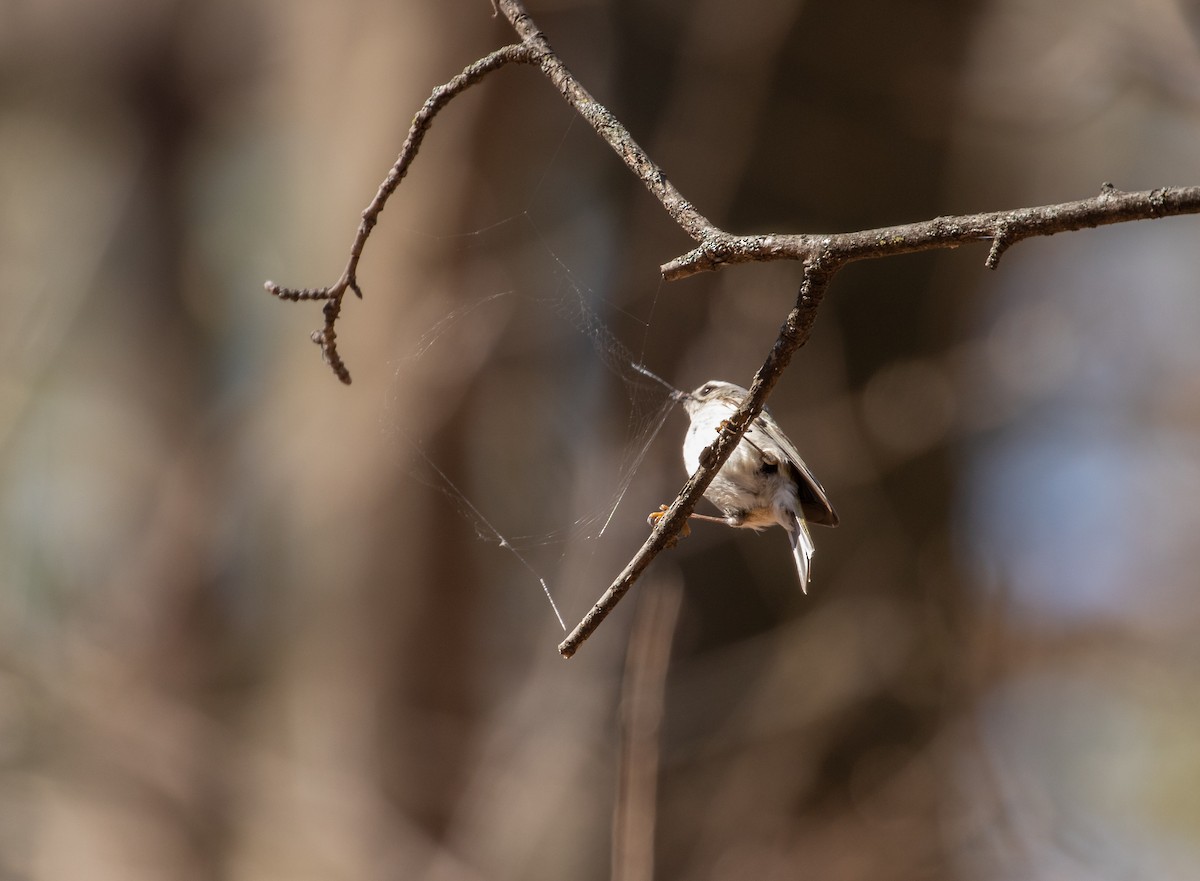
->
265, 0, 1200, 656
264, 41, 537, 383
493, 0, 720, 242
659, 182, 1200, 280
558, 258, 834, 657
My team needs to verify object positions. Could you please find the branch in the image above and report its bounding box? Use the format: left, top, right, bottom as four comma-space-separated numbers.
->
264, 42, 537, 383
264, 0, 720, 383
492, 0, 720, 242
558, 258, 835, 657
265, 0, 1200, 656
659, 182, 1200, 280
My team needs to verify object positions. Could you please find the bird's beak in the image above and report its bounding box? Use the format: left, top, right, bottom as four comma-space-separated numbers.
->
670, 389, 689, 403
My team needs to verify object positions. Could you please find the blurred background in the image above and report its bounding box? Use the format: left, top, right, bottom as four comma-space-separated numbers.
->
3, 0, 1200, 878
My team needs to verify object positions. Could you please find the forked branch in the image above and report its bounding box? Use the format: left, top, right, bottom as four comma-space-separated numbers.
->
264, 41, 537, 383
265, 0, 1200, 657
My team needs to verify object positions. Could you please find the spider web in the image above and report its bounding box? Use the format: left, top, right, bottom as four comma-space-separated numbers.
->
386, 207, 684, 630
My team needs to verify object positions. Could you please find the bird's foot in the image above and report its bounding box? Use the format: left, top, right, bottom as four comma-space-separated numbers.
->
647, 504, 692, 539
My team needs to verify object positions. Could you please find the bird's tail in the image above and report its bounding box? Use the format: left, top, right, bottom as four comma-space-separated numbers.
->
787, 512, 816, 594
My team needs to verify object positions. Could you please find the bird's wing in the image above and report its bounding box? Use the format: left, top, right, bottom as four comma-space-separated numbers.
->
751, 410, 839, 527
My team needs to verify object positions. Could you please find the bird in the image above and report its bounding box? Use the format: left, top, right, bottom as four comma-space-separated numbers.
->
650, 380, 838, 592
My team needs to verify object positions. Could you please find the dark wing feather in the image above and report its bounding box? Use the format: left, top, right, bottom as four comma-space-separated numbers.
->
752, 410, 839, 528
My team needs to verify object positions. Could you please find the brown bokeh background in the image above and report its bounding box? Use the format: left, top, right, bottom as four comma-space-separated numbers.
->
4, 1, 1200, 878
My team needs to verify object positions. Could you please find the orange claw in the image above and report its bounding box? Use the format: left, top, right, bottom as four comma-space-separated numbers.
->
647, 504, 691, 538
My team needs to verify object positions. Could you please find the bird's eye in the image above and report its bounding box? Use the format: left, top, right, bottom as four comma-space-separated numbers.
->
700, 383, 716, 396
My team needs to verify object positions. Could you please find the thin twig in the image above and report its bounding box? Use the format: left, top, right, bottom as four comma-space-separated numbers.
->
558, 258, 835, 658
265, 0, 1200, 655
264, 42, 536, 383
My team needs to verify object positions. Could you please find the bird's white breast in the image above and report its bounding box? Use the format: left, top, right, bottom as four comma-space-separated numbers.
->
682, 396, 736, 474
683, 398, 796, 529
